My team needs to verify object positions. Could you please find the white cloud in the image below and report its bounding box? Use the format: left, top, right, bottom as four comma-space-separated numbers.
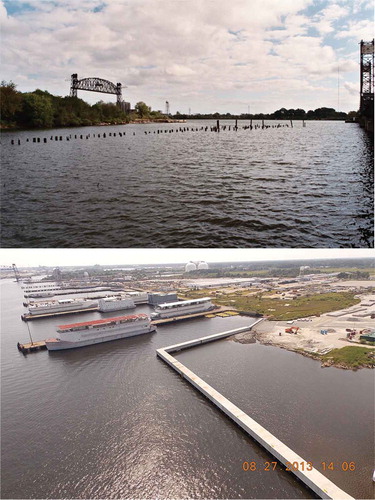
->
335, 19, 374, 39
0, 0, 371, 112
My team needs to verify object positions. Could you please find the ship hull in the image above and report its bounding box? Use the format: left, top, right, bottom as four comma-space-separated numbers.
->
98, 298, 136, 313
28, 302, 97, 315
154, 304, 214, 319
46, 325, 156, 351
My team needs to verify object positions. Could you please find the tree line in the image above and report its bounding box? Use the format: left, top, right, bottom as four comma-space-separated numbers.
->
0, 81, 164, 129
1, 80, 356, 129
173, 107, 355, 120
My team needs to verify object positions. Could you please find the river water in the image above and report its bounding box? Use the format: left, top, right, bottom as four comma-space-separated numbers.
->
1, 120, 373, 248
1, 279, 374, 499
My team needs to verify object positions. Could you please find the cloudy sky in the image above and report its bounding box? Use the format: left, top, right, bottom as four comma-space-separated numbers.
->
0, 248, 373, 267
1, 0, 373, 114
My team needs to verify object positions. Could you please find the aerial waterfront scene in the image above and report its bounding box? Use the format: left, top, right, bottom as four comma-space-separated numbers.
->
0, 1, 374, 247
1, 248, 374, 499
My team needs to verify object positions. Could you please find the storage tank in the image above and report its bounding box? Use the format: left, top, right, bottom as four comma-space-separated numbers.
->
197, 261, 209, 270
185, 262, 197, 272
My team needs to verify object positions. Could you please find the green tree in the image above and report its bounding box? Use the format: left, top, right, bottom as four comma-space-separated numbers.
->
21, 92, 54, 128
0, 80, 23, 122
135, 101, 150, 118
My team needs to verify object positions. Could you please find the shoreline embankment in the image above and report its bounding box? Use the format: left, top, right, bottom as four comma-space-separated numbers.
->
230, 318, 374, 370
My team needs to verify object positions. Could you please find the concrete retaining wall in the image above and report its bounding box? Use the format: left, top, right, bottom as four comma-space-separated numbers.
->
157, 322, 353, 500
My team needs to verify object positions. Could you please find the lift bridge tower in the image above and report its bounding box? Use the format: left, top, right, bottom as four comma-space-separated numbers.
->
359, 40, 374, 132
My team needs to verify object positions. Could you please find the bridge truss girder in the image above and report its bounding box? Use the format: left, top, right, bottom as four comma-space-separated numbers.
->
70, 74, 123, 105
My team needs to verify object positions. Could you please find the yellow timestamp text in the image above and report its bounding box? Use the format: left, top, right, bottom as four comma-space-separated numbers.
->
242, 461, 356, 472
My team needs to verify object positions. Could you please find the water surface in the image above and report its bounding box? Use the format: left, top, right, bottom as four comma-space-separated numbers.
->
1, 121, 373, 247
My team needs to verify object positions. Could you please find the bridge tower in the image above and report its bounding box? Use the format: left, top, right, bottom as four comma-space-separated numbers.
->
165, 101, 170, 115
359, 40, 374, 117
70, 73, 78, 98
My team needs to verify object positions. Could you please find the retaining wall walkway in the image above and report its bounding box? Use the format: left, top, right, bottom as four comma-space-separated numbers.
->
156, 322, 353, 500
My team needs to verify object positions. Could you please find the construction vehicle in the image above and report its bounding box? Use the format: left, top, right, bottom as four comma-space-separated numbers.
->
285, 326, 300, 334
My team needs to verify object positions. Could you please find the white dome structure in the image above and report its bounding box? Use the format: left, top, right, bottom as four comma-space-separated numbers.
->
83, 271, 89, 277
197, 261, 209, 270
185, 262, 197, 272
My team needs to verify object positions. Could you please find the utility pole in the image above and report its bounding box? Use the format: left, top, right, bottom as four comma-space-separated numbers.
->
12, 263, 21, 282
26, 321, 34, 346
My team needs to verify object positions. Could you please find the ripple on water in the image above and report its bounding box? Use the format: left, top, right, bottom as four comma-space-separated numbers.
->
1, 120, 373, 247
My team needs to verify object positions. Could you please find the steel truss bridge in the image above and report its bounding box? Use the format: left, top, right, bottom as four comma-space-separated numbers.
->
70, 73, 125, 107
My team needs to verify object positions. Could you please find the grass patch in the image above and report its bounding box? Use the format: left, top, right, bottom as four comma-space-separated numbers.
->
321, 346, 375, 368
181, 290, 360, 320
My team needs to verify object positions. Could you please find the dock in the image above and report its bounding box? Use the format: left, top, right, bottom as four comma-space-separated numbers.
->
17, 341, 47, 353
152, 309, 218, 325
21, 306, 99, 321
151, 307, 239, 325
156, 322, 354, 500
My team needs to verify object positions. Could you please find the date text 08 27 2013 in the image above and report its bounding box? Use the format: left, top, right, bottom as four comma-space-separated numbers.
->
242, 461, 356, 472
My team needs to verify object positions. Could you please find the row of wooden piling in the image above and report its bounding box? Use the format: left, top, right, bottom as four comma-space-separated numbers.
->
9, 120, 305, 145
10, 130, 131, 145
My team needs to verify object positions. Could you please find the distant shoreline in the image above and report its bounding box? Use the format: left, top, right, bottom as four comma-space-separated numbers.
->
0, 118, 187, 131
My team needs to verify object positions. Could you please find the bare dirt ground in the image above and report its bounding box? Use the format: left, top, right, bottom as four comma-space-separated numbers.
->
232, 294, 374, 355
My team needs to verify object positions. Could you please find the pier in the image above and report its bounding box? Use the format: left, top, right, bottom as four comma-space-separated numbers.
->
156, 322, 354, 500
17, 341, 47, 353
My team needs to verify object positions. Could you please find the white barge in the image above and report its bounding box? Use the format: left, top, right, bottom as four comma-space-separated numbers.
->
151, 297, 214, 319
45, 313, 156, 351
26, 298, 97, 316
26, 292, 55, 298
98, 296, 136, 312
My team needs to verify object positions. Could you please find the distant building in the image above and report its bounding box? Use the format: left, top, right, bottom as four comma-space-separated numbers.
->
148, 292, 178, 306
119, 101, 131, 113
187, 277, 255, 289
